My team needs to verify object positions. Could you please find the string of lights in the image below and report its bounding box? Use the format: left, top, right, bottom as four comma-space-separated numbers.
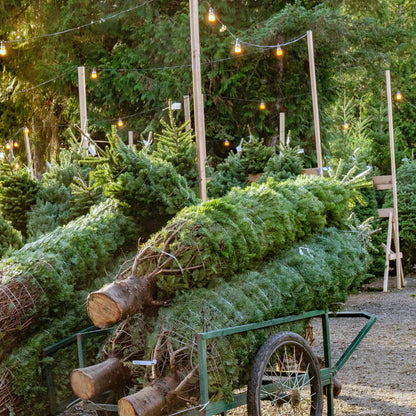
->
207, 5, 306, 56
1, 0, 155, 51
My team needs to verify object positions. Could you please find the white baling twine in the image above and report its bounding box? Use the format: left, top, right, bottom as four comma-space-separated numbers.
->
167, 401, 210, 416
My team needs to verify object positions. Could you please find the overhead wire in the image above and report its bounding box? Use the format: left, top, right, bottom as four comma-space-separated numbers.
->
2, 0, 155, 45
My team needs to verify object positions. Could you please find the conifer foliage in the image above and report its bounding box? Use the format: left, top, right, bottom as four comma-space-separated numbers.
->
0, 214, 23, 258
91, 134, 198, 231
103, 228, 369, 410
0, 162, 39, 238
154, 103, 198, 192
86, 176, 350, 328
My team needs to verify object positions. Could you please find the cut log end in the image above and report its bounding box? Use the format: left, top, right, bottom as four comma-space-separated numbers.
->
71, 358, 127, 400
118, 398, 137, 416
70, 370, 96, 400
118, 376, 179, 416
87, 292, 123, 328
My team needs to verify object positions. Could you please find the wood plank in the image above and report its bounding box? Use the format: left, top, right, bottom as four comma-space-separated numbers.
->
302, 168, 320, 176
378, 208, 394, 218
372, 175, 393, 190
389, 252, 403, 261
383, 212, 393, 292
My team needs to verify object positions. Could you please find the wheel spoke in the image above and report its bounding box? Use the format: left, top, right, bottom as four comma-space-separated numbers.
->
248, 332, 322, 416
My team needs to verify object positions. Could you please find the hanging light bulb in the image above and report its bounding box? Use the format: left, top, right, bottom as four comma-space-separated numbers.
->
208, 7, 216, 22
259, 100, 266, 110
0, 41, 6, 57
396, 90, 403, 101
13, 141, 19, 148
117, 117, 124, 128
14, 162, 19, 169
234, 39, 242, 54
275, 45, 284, 58
23, 126, 29, 134
220, 24, 227, 33
5, 143, 10, 150
224, 139, 230, 147
91, 68, 98, 80
343, 122, 350, 130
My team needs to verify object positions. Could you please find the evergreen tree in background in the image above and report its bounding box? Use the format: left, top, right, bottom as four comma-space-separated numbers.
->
154, 102, 198, 192
0, 161, 39, 238
0, 213, 23, 258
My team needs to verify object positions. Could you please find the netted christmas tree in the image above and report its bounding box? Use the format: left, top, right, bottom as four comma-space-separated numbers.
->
86, 175, 350, 329
71, 228, 369, 416
0, 199, 138, 353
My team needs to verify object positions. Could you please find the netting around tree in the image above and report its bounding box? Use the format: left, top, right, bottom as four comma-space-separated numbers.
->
0, 199, 137, 347
105, 228, 369, 407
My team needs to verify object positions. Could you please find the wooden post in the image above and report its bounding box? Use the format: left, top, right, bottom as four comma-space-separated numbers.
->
307, 31, 323, 176
386, 70, 403, 289
78, 66, 88, 148
128, 131, 134, 148
23, 128, 34, 179
279, 112, 285, 154
189, 0, 207, 201
184, 95, 192, 132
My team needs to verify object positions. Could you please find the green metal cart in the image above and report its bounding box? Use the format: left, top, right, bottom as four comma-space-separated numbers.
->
44, 309, 376, 416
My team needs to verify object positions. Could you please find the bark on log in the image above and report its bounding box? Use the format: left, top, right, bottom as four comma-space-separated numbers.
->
118, 376, 179, 416
87, 277, 155, 328
71, 358, 129, 400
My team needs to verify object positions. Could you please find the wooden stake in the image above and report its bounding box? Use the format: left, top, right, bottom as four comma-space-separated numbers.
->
189, 0, 207, 201
23, 129, 34, 179
128, 131, 134, 148
386, 70, 403, 289
307, 31, 323, 176
184, 95, 191, 132
279, 112, 285, 154
78, 66, 88, 148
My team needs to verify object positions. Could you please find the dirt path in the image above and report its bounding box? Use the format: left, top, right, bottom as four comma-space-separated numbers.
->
319, 275, 416, 415
65, 276, 416, 416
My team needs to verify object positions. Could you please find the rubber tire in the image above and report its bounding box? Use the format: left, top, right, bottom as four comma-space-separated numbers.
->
247, 331, 323, 416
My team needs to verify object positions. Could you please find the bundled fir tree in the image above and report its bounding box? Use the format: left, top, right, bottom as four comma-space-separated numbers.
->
71, 228, 369, 416
87, 176, 350, 329
0, 199, 138, 353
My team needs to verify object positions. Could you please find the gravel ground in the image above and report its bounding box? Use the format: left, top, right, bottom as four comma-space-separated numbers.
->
318, 275, 416, 415
64, 276, 416, 416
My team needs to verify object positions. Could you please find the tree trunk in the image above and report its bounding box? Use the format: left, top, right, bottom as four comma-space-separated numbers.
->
71, 358, 129, 400
118, 376, 179, 416
87, 277, 155, 328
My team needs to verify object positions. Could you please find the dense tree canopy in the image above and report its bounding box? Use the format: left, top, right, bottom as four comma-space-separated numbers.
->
0, 0, 415, 172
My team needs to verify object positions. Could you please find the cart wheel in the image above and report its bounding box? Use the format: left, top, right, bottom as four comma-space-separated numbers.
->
247, 331, 323, 416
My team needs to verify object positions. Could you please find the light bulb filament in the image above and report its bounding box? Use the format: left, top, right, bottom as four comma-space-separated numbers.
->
208, 7, 216, 22
234, 39, 242, 54
0, 41, 6, 57
396, 90, 403, 101
91, 68, 98, 79
276, 45, 284, 58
